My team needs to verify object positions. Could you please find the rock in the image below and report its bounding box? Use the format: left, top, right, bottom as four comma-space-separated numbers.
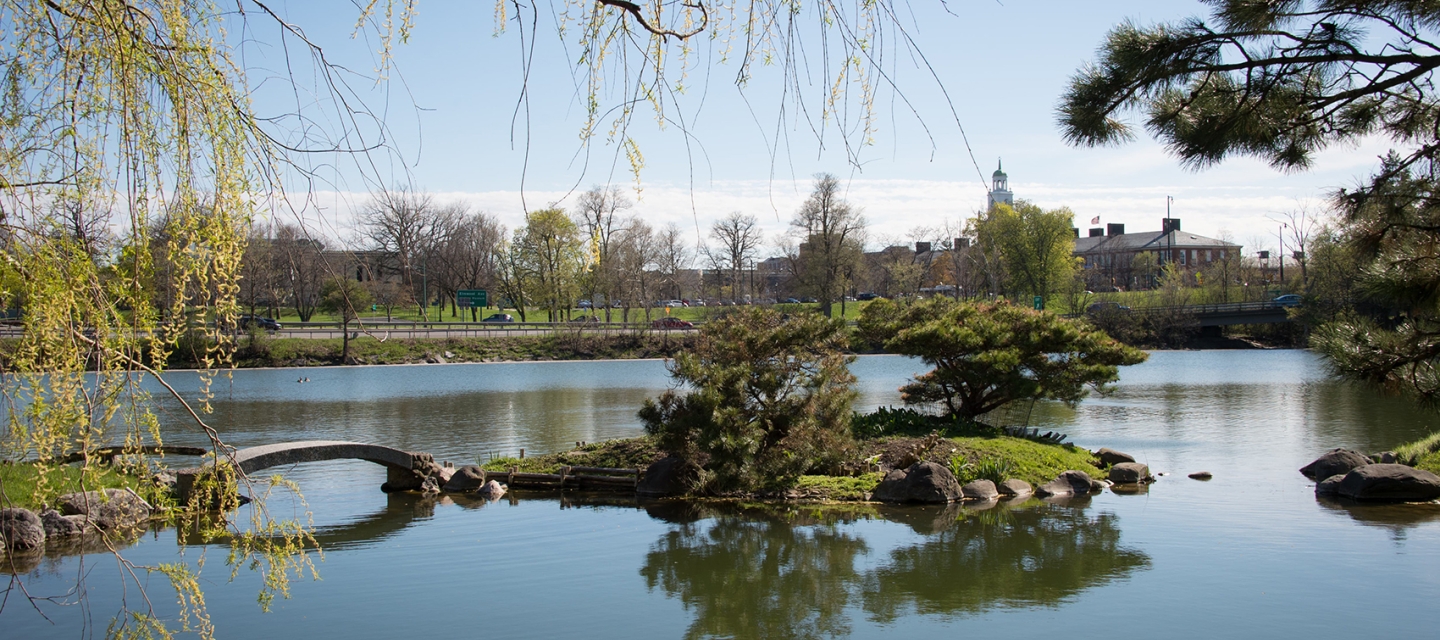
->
1188, 471, 1213, 480
420, 476, 441, 494
637, 456, 701, 497
443, 351, 455, 359
1095, 448, 1136, 466
961, 479, 999, 501
476, 480, 507, 499
434, 466, 456, 485
151, 471, 177, 489
1036, 470, 1101, 497
997, 478, 1033, 497
1316, 473, 1346, 496
1337, 464, 1440, 502
1300, 448, 1372, 481
39, 509, 87, 537
0, 508, 45, 551
58, 489, 150, 530
442, 465, 487, 492
1375, 451, 1399, 464
1109, 462, 1151, 484
871, 462, 963, 503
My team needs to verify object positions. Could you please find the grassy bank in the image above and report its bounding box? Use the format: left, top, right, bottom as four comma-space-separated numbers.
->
479, 433, 1105, 502
0, 462, 147, 511
223, 332, 696, 368
1396, 432, 1440, 475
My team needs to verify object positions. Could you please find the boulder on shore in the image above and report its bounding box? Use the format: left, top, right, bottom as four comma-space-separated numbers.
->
476, 480, 507, 500
0, 508, 45, 551
1336, 464, 1440, 502
39, 509, 87, 537
442, 465, 487, 492
1036, 470, 1102, 497
1300, 448, 1371, 481
1109, 462, 1151, 484
961, 479, 999, 501
58, 489, 150, 530
872, 462, 963, 504
637, 456, 701, 497
1095, 448, 1135, 466
997, 478, 1033, 498
1316, 473, 1346, 496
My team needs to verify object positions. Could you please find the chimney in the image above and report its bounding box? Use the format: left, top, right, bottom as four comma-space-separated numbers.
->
1089, 228, 1104, 237
1162, 217, 1181, 233
915, 241, 931, 254
1071, 228, 1079, 238
1107, 223, 1125, 236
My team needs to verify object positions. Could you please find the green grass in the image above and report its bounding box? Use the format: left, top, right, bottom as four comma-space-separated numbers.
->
1396, 431, 1440, 475
479, 437, 664, 474
793, 473, 882, 501
0, 462, 144, 511
948, 436, 1104, 487
227, 333, 695, 368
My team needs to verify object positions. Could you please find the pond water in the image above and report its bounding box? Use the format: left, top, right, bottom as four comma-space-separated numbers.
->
6, 351, 1440, 638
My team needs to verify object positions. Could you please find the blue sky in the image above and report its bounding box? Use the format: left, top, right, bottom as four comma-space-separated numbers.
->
250, 1, 1394, 256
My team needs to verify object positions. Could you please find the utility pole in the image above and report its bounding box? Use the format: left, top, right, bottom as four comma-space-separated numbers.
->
1278, 223, 1287, 284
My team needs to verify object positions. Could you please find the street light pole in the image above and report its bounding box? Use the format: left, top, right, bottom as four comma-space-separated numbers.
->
1278, 223, 1286, 284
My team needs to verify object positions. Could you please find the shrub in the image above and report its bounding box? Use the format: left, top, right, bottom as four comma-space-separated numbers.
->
858, 297, 1147, 418
850, 406, 998, 439
639, 307, 857, 492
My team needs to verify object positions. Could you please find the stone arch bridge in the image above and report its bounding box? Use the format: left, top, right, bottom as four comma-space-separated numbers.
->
176, 440, 438, 503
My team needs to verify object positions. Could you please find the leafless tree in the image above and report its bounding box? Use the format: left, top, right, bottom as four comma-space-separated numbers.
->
574, 185, 633, 312
613, 217, 658, 322
787, 174, 866, 316
358, 188, 442, 311
274, 223, 328, 322
655, 222, 692, 303
707, 212, 763, 302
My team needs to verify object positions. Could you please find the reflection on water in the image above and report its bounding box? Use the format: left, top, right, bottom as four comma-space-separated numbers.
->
862, 502, 1148, 621
7, 351, 1440, 638
638, 500, 1148, 639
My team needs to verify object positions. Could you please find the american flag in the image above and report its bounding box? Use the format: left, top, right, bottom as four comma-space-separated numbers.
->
1090, 216, 1100, 225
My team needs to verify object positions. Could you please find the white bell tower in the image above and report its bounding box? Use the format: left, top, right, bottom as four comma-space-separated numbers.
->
987, 159, 1013, 209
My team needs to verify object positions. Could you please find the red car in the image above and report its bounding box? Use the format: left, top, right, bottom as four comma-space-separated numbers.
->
651, 317, 694, 329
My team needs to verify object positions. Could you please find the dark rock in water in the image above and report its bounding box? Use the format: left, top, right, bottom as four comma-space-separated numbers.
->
1316, 474, 1346, 496
39, 509, 87, 537
442, 465, 487, 492
1337, 464, 1440, 502
1095, 448, 1136, 466
637, 456, 701, 497
961, 479, 999, 501
872, 462, 962, 503
1109, 462, 1151, 484
1188, 471, 1213, 480
0, 508, 45, 551
1300, 448, 1371, 481
1036, 470, 1101, 497
997, 478, 1033, 497
420, 476, 441, 494
476, 480, 507, 500
58, 489, 150, 530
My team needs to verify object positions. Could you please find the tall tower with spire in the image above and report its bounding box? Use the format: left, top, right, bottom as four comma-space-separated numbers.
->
987, 159, 1014, 210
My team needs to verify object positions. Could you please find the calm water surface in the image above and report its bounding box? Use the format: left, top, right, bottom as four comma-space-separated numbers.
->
7, 351, 1440, 638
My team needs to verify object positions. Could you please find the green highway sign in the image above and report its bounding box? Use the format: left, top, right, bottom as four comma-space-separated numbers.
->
1033, 296, 1044, 310
457, 289, 488, 308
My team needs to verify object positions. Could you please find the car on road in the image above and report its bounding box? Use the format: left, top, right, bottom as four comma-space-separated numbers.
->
481, 313, 514, 323
1085, 302, 1131, 315
651, 317, 694, 329
577, 300, 593, 309
569, 315, 599, 323
856, 292, 880, 301
239, 314, 282, 331
782, 297, 801, 304
1272, 294, 1303, 307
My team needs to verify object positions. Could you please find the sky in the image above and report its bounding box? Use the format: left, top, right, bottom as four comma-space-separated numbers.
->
244, 0, 1399, 257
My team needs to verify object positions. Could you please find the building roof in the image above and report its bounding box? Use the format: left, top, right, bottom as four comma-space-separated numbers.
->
1074, 229, 1238, 255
